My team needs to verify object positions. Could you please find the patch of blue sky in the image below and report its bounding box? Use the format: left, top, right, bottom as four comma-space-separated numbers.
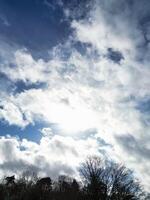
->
136, 98, 150, 114
0, 72, 13, 92
13, 81, 47, 94
0, 121, 45, 142
0, 114, 66, 142
107, 48, 124, 64
0, 0, 70, 53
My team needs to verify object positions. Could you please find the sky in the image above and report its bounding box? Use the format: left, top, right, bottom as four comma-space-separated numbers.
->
0, 0, 150, 191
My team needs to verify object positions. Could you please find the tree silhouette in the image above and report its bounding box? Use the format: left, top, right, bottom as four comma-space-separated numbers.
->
80, 156, 107, 200
79, 156, 145, 200
0, 156, 147, 200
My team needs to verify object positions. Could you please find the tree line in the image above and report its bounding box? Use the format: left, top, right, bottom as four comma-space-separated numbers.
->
0, 156, 149, 200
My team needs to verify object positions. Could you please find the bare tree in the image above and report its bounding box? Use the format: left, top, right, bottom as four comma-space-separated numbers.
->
104, 163, 145, 200
0, 158, 146, 200
80, 156, 107, 200
5, 176, 15, 186
79, 156, 145, 200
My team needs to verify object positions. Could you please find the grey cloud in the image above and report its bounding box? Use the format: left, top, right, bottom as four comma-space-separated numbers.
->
51, 139, 79, 157
34, 155, 75, 179
0, 154, 75, 179
0, 135, 103, 179
115, 134, 150, 161
115, 133, 150, 190
0, 160, 39, 174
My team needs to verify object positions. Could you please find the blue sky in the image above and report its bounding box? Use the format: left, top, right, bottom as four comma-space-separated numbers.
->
0, 0, 150, 191
0, 0, 68, 48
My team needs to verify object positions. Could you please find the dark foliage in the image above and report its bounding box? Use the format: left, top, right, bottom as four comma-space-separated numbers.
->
0, 156, 148, 200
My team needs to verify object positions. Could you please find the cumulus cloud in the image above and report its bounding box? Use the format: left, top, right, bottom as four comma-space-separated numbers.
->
0, 0, 150, 191
0, 133, 105, 179
40, 127, 54, 138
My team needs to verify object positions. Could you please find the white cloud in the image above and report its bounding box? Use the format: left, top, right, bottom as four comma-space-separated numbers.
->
0, 0, 150, 191
0, 49, 51, 84
0, 47, 149, 188
0, 101, 29, 127
0, 134, 104, 179
40, 127, 54, 138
